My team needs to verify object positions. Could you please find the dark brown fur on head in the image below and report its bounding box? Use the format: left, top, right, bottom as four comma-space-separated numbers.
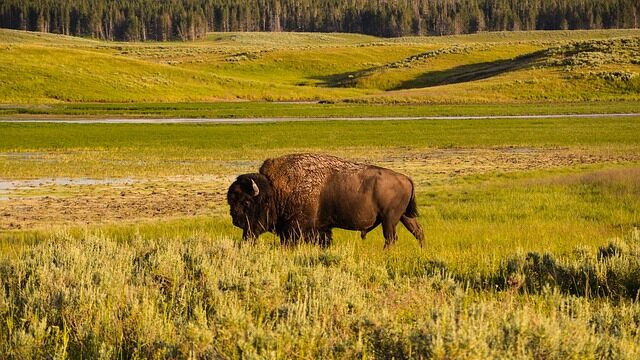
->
226, 173, 275, 241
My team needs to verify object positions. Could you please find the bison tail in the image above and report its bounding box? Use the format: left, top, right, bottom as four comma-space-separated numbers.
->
405, 184, 419, 218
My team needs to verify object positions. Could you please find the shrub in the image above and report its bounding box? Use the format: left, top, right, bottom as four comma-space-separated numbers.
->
497, 230, 640, 299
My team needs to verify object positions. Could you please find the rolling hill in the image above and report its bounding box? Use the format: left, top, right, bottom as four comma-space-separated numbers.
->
0, 28, 639, 104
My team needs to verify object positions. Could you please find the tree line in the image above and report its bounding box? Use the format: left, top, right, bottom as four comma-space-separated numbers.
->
0, 0, 638, 41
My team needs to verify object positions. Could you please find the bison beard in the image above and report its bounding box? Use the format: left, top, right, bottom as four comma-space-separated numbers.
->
227, 153, 424, 248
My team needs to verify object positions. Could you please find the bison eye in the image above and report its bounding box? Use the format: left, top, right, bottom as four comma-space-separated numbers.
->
243, 200, 252, 208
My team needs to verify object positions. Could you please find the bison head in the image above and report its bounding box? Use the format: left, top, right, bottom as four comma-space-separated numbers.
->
227, 173, 274, 241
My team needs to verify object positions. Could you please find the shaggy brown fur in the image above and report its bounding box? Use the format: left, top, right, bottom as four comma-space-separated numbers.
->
260, 154, 366, 240
228, 153, 424, 248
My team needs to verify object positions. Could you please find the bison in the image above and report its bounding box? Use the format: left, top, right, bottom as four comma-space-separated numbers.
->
227, 153, 424, 248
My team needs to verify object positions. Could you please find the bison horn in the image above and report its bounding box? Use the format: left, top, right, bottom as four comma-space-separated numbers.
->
251, 179, 260, 196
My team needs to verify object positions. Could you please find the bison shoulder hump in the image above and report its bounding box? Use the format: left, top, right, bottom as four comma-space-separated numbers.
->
260, 153, 366, 196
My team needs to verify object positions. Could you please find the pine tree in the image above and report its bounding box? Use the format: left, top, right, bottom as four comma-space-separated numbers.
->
0, 0, 637, 41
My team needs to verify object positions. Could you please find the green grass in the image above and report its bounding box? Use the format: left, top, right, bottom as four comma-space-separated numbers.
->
1, 28, 639, 106
2, 101, 639, 119
422, 167, 640, 271
3, 116, 640, 150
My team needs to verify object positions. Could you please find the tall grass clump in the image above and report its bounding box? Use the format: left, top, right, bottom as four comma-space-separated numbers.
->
497, 229, 640, 300
2, 230, 640, 358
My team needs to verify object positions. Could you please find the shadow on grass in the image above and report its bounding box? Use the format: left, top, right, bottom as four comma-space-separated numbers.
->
313, 49, 548, 90
311, 67, 379, 88
391, 49, 548, 90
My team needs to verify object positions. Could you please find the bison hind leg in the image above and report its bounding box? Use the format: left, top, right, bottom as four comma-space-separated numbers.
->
401, 215, 424, 247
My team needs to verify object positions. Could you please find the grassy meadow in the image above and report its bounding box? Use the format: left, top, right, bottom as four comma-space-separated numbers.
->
1, 27, 640, 358
1, 116, 640, 358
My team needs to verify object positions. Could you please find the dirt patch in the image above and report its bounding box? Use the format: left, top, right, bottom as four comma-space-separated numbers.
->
0, 176, 231, 230
371, 147, 640, 186
526, 167, 640, 189
0, 177, 136, 191
0, 152, 47, 159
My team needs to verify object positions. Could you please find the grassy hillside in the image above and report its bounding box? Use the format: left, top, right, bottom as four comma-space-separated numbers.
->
1, 28, 639, 105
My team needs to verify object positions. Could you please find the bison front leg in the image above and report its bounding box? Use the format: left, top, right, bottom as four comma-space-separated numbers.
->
360, 220, 381, 240
242, 228, 258, 244
318, 230, 333, 249
278, 225, 303, 247
279, 233, 300, 247
382, 220, 398, 249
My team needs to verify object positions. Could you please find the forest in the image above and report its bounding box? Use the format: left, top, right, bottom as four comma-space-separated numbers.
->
0, 0, 638, 41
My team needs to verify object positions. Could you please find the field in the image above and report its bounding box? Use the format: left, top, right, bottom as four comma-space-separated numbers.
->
1, 28, 640, 358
